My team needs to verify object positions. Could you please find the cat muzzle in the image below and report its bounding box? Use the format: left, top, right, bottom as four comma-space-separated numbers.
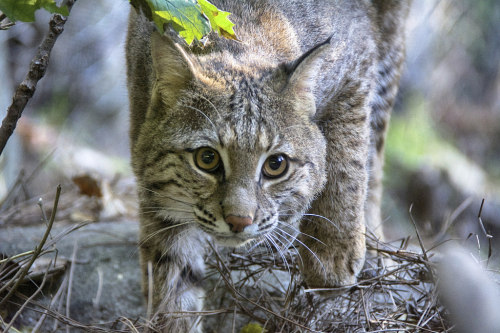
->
225, 215, 253, 233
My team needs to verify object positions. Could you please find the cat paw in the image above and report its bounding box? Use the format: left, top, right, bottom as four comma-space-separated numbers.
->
299, 242, 366, 295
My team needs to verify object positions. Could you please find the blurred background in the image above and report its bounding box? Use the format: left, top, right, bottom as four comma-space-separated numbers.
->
0, 0, 499, 258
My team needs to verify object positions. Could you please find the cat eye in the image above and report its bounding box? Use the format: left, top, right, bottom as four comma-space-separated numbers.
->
262, 154, 288, 178
194, 147, 221, 172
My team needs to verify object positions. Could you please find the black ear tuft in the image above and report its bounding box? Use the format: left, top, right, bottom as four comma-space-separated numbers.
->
283, 35, 333, 96
284, 35, 333, 76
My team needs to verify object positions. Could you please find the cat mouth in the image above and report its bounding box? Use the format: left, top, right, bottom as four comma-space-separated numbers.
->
213, 234, 257, 247
197, 221, 263, 247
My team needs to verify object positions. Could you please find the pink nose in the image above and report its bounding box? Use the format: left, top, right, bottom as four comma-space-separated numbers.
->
225, 215, 253, 233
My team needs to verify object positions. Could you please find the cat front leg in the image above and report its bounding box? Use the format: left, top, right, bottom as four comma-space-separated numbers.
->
139, 221, 206, 332
299, 95, 371, 290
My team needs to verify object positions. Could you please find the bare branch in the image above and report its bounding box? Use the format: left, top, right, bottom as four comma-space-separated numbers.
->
0, 0, 76, 156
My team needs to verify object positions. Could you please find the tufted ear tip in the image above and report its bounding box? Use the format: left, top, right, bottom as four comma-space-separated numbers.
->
272, 35, 334, 117
284, 35, 333, 93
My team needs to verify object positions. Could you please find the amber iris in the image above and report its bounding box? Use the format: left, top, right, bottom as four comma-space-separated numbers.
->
195, 147, 220, 172
262, 154, 288, 178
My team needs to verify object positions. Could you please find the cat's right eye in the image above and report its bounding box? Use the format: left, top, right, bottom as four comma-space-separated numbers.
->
262, 154, 288, 178
194, 147, 221, 172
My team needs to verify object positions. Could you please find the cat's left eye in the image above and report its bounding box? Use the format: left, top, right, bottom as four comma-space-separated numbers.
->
195, 147, 220, 172
262, 154, 288, 178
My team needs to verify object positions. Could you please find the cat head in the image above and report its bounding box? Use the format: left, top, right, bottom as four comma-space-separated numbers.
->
135, 32, 330, 247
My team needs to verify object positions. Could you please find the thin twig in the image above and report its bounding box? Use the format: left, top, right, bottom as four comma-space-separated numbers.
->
0, 250, 35, 264
66, 241, 78, 333
0, 317, 22, 333
118, 317, 141, 333
210, 243, 322, 332
477, 198, 492, 239
0, 185, 62, 307
32, 273, 69, 333
409, 204, 429, 262
477, 198, 493, 265
3, 265, 50, 332
0, 13, 15, 30
92, 267, 104, 309
147, 260, 153, 320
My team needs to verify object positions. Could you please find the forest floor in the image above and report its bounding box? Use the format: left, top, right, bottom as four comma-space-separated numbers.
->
2, 174, 498, 332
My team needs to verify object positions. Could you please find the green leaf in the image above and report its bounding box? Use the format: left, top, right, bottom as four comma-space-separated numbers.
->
240, 322, 264, 333
197, 0, 238, 41
42, 0, 69, 16
139, 0, 237, 45
0, 0, 68, 22
146, 0, 210, 45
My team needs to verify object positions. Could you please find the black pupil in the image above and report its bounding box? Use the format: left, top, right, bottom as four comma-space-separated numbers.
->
201, 150, 215, 164
269, 155, 283, 170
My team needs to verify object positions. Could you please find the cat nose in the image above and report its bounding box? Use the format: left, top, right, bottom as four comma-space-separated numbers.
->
225, 215, 253, 233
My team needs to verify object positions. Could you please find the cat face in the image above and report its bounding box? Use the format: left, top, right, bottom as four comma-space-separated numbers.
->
134, 33, 329, 247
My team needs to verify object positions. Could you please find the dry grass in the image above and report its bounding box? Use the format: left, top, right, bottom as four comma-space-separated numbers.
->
0, 226, 454, 331
1, 239, 453, 332
1, 183, 486, 332
196, 234, 451, 333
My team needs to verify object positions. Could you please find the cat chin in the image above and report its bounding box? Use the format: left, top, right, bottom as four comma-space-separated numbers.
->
209, 223, 261, 248
213, 235, 254, 248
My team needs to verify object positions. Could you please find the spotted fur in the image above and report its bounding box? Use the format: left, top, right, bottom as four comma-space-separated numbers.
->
127, 0, 409, 331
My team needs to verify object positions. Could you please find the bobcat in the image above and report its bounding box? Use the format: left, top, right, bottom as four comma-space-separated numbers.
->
127, 0, 409, 330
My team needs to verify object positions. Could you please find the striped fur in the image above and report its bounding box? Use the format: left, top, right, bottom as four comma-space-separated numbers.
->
127, 0, 409, 330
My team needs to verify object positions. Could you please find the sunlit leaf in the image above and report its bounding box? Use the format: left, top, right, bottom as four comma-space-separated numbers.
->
146, 0, 210, 45
197, 0, 239, 41
137, 0, 238, 45
0, 0, 68, 22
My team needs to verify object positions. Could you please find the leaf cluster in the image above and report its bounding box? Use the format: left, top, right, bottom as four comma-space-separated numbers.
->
0, 0, 237, 45
130, 0, 238, 45
0, 0, 68, 22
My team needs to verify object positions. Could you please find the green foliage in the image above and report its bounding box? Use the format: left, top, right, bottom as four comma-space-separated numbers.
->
386, 95, 441, 168
0, 0, 68, 22
135, 0, 238, 45
197, 0, 237, 41
0, 0, 237, 45
385, 94, 479, 178
240, 322, 264, 333
151, 0, 210, 44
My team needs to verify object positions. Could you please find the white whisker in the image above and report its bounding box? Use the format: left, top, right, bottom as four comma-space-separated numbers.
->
138, 185, 195, 207
265, 234, 291, 276
274, 224, 326, 278
276, 220, 326, 246
139, 222, 194, 248
185, 105, 217, 130
262, 238, 276, 265
273, 227, 304, 267
196, 94, 223, 120
301, 213, 340, 231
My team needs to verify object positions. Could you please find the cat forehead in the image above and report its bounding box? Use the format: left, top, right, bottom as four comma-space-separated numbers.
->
170, 72, 312, 151
172, 116, 278, 151
169, 99, 288, 153
218, 120, 279, 151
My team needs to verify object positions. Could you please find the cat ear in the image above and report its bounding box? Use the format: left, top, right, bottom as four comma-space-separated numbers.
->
150, 32, 201, 103
282, 36, 333, 115
285, 35, 333, 92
